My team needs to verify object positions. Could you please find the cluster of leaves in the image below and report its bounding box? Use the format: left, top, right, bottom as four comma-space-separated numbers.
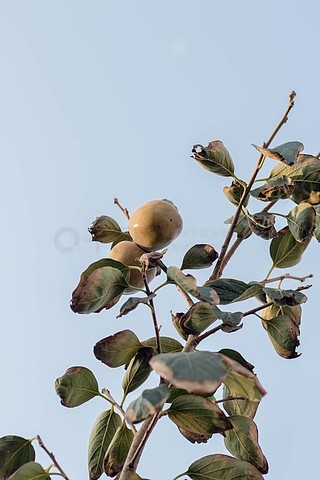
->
2, 120, 319, 479
0, 436, 61, 479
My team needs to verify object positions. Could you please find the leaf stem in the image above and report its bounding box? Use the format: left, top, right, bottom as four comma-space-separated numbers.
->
210, 91, 296, 281
114, 197, 130, 220
269, 211, 288, 219
153, 280, 170, 293
37, 436, 70, 480
264, 264, 275, 281
215, 395, 247, 404
172, 474, 187, 480
101, 389, 137, 433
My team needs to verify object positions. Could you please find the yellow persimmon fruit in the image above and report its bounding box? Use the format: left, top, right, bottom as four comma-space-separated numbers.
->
128, 200, 183, 250
108, 241, 157, 292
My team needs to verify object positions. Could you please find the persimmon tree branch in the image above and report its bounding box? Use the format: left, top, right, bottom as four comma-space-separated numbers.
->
118, 328, 206, 479
114, 197, 130, 220
118, 414, 159, 480
261, 273, 313, 285
210, 91, 296, 281
142, 274, 162, 354
218, 199, 278, 274
37, 436, 70, 480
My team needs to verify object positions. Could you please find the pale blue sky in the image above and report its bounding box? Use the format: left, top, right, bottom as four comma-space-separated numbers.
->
1, 1, 319, 479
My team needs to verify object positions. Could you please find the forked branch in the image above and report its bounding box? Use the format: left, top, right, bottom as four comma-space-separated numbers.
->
210, 91, 296, 280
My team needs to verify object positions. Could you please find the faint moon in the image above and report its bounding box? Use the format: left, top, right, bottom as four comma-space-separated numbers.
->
171, 40, 186, 55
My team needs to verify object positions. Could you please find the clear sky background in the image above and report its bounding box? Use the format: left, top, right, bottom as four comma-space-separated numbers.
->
1, 1, 319, 479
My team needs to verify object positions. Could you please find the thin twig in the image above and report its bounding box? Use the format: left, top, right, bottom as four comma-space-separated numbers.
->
242, 302, 274, 317
113, 197, 130, 220
37, 436, 70, 480
218, 236, 245, 276
143, 275, 162, 354
261, 273, 313, 285
210, 91, 296, 281
194, 324, 223, 345
218, 200, 278, 275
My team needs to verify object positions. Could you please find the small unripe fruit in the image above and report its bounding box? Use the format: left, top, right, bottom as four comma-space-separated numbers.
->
108, 241, 156, 292
128, 200, 183, 250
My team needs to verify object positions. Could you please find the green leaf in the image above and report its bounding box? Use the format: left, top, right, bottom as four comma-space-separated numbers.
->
270, 154, 320, 204
88, 409, 122, 480
167, 266, 220, 304
142, 336, 183, 353
150, 351, 228, 395
218, 349, 254, 371
104, 421, 134, 477
223, 385, 259, 420
122, 348, 154, 397
263, 304, 301, 325
125, 385, 170, 424
262, 305, 301, 359
224, 213, 252, 239
270, 226, 311, 269
224, 416, 268, 474
181, 244, 218, 270
253, 141, 304, 165
94, 330, 143, 368
71, 260, 130, 314
7, 462, 50, 480
172, 302, 218, 338
192, 141, 235, 177
0, 436, 35, 480
203, 278, 260, 305
116, 294, 156, 318
287, 202, 316, 242
223, 180, 247, 206
212, 307, 243, 327
250, 176, 295, 201
89, 216, 123, 243
246, 211, 277, 240
168, 394, 232, 435
221, 356, 266, 402
314, 205, 320, 241
263, 287, 307, 306
178, 429, 213, 445
184, 453, 264, 479
55, 366, 99, 407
